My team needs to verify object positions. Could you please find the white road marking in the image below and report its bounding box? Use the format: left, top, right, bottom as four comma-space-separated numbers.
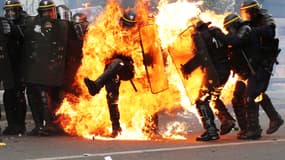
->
27, 138, 285, 160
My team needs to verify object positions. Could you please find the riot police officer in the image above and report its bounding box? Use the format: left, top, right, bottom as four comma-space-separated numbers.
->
1, 12, 13, 137
240, 0, 283, 135
181, 20, 235, 141
56, 4, 72, 21
22, 0, 68, 136
211, 13, 263, 139
84, 10, 136, 138
1, 0, 28, 135
64, 12, 89, 97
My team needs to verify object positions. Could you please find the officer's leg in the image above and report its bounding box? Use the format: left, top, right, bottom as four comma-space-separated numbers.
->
259, 93, 284, 134
213, 97, 235, 135
241, 97, 262, 140
240, 78, 262, 140
2, 88, 18, 135
45, 87, 65, 135
232, 81, 248, 139
26, 85, 44, 135
257, 69, 284, 134
14, 83, 27, 134
38, 87, 59, 136
196, 97, 219, 141
85, 59, 124, 96
105, 75, 121, 138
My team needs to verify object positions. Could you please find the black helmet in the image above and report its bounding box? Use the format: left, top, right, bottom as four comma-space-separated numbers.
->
240, 0, 260, 21
3, 0, 22, 21
37, 0, 56, 19
194, 18, 211, 31
121, 10, 137, 28
56, 5, 72, 21
72, 13, 88, 24
223, 13, 243, 33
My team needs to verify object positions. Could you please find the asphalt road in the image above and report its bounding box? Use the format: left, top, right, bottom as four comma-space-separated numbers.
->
1, 16, 285, 160
0, 108, 285, 160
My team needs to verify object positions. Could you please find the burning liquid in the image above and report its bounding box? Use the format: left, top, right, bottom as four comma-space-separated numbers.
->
57, 0, 233, 140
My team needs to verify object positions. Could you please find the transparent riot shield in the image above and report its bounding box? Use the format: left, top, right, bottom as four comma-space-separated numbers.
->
139, 24, 168, 94
167, 27, 206, 104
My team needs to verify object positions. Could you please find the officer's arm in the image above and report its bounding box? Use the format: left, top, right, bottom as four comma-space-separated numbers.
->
210, 30, 241, 47
254, 24, 275, 39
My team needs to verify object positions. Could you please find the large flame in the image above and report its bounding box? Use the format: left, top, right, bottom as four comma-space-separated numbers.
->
57, 0, 234, 140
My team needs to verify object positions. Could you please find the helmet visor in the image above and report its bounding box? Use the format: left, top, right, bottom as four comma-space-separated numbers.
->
57, 7, 71, 21
39, 7, 56, 19
4, 8, 18, 20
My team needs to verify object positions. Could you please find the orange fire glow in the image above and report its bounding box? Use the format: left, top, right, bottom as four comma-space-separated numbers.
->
57, 0, 234, 140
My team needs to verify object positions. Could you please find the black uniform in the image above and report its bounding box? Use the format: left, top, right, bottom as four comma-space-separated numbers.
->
84, 10, 136, 138
22, 15, 68, 136
244, 7, 284, 135
0, 17, 14, 135
212, 13, 262, 139
1, 0, 29, 135
181, 21, 234, 141
85, 54, 135, 138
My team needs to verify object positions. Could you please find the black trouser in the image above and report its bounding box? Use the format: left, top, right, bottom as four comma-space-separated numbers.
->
245, 67, 268, 133
26, 84, 62, 129
196, 87, 218, 134
232, 80, 247, 132
3, 82, 27, 129
105, 75, 121, 132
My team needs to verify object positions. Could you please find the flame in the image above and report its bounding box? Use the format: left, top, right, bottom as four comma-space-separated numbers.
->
220, 71, 239, 105
57, 0, 233, 140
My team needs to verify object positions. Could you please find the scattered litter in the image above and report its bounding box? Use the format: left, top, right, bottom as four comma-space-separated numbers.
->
82, 153, 91, 157
0, 142, 7, 147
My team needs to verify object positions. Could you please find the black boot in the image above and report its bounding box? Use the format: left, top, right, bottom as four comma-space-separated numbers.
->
84, 59, 124, 96
84, 78, 103, 96
196, 101, 219, 141
214, 98, 235, 135
240, 103, 262, 140
259, 93, 284, 134
232, 105, 248, 139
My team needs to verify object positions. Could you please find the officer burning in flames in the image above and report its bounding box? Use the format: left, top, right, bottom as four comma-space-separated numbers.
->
84, 10, 136, 138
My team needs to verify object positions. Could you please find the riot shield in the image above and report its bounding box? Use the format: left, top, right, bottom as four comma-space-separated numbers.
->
139, 24, 168, 94
168, 27, 205, 104
22, 17, 68, 86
